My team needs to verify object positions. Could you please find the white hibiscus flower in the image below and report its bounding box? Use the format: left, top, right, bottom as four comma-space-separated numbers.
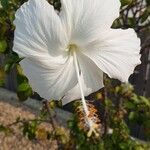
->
13, 0, 141, 134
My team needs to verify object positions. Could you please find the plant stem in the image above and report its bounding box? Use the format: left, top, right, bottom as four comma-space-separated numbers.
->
43, 101, 57, 130
43, 101, 64, 149
104, 75, 109, 135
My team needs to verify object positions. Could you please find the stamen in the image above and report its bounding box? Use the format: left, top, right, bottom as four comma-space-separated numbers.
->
72, 49, 95, 132
72, 50, 89, 115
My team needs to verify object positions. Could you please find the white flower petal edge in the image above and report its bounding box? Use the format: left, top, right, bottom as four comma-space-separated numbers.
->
13, 0, 77, 100
62, 52, 104, 105
14, 0, 68, 57
82, 29, 141, 82
20, 57, 77, 100
60, 0, 121, 45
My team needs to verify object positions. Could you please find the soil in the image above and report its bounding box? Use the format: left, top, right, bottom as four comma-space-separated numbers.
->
0, 99, 57, 150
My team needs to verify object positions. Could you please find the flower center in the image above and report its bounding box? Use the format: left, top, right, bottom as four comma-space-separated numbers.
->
66, 44, 79, 53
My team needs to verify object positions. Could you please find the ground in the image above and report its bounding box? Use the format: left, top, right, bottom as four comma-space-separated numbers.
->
0, 98, 57, 150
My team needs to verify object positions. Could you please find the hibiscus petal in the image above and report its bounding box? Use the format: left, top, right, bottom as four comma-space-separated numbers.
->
20, 56, 77, 100
13, 0, 68, 57
82, 29, 141, 82
62, 52, 104, 105
13, 0, 77, 100
60, 0, 121, 44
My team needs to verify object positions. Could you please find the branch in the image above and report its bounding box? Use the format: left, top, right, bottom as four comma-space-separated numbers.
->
104, 75, 109, 135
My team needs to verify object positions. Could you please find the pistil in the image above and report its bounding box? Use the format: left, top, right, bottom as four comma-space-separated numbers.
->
72, 47, 98, 136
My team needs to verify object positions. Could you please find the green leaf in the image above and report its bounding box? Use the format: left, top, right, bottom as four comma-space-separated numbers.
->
140, 9, 150, 23
4, 53, 24, 73
0, 0, 9, 8
124, 101, 135, 109
121, 0, 132, 7
17, 82, 30, 92
4, 63, 11, 73
22, 121, 37, 140
0, 124, 12, 134
0, 80, 4, 87
17, 87, 32, 101
140, 96, 150, 107
143, 120, 150, 128
129, 111, 138, 121
0, 40, 7, 53
128, 18, 136, 27
105, 99, 113, 107
0, 68, 5, 86
146, 0, 150, 6
17, 74, 28, 84
16, 73, 32, 101
0, 124, 6, 132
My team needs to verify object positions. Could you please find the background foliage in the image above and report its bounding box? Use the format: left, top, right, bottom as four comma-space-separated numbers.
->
0, 0, 150, 149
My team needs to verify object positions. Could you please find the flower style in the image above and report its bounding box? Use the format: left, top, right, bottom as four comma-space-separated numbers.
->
13, 0, 141, 134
